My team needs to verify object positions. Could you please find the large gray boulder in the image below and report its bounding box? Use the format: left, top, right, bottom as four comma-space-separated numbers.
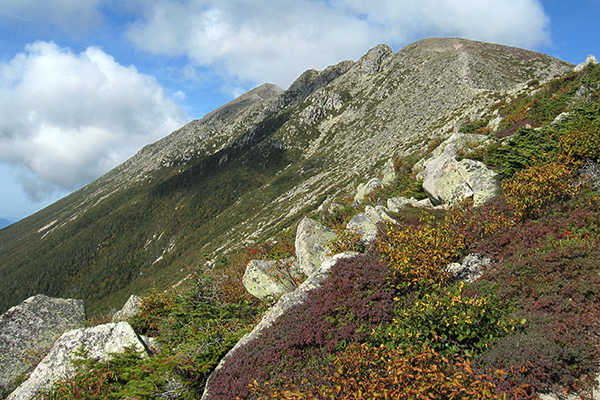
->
419, 132, 499, 206
295, 218, 337, 276
111, 295, 142, 323
387, 196, 433, 211
381, 158, 397, 186
0, 295, 85, 397
445, 253, 491, 283
354, 159, 397, 203
354, 177, 382, 203
7, 321, 147, 400
347, 205, 397, 243
242, 259, 299, 303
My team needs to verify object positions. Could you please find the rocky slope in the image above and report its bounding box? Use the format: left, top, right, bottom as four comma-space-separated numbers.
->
0, 38, 573, 315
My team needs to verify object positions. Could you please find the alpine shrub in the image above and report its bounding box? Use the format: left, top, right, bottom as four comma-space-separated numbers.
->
250, 344, 532, 400
502, 161, 578, 219
205, 255, 395, 399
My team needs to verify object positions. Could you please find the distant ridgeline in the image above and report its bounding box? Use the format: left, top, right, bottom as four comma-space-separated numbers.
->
0, 38, 576, 316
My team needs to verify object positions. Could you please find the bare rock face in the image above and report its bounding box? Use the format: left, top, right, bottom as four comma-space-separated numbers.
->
242, 259, 299, 303
111, 295, 142, 323
295, 218, 337, 276
419, 132, 499, 206
7, 321, 147, 400
0, 295, 85, 397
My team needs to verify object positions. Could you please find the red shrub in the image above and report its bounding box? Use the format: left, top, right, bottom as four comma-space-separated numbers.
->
204, 255, 396, 399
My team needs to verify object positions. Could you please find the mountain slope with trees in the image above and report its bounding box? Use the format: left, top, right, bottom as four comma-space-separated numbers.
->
0, 38, 573, 316
27, 58, 600, 400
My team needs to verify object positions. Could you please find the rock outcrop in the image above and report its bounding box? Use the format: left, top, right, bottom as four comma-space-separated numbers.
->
242, 259, 298, 302
418, 132, 499, 206
7, 321, 147, 400
111, 295, 142, 323
574, 54, 598, 72
295, 218, 337, 276
0, 295, 85, 397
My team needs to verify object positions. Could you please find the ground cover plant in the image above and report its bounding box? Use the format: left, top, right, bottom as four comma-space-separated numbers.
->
38, 269, 261, 399
33, 64, 600, 400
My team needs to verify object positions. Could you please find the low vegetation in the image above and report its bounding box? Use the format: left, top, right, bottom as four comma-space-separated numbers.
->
36, 65, 600, 399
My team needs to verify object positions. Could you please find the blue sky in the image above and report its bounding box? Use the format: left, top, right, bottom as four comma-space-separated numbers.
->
0, 0, 598, 222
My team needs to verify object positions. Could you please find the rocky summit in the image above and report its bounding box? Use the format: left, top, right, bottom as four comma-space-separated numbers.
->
0, 38, 572, 316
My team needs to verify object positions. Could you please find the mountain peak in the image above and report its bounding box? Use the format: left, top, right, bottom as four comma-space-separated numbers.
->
0, 38, 576, 314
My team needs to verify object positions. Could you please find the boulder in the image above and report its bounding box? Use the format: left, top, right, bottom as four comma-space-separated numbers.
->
381, 158, 397, 186
387, 196, 433, 211
0, 295, 85, 397
574, 54, 598, 72
419, 132, 499, 206
580, 160, 600, 190
354, 177, 382, 203
355, 159, 397, 203
445, 253, 491, 283
295, 218, 337, 276
347, 205, 397, 243
7, 321, 147, 400
242, 259, 299, 303
111, 295, 142, 322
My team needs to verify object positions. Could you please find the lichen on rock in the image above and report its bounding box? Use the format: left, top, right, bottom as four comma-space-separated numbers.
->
7, 321, 147, 400
0, 295, 85, 397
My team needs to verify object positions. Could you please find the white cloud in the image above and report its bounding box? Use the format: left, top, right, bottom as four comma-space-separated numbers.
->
0, 41, 188, 200
126, 0, 551, 89
126, 0, 376, 88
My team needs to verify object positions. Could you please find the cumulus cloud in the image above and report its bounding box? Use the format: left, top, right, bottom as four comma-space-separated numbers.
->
0, 41, 188, 200
126, 0, 373, 90
126, 0, 551, 89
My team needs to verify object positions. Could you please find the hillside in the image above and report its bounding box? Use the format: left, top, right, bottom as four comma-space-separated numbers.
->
0, 38, 573, 315
3, 38, 600, 399
8, 52, 600, 400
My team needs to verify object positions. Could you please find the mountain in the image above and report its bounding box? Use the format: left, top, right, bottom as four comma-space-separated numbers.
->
0, 219, 11, 230
0, 38, 573, 315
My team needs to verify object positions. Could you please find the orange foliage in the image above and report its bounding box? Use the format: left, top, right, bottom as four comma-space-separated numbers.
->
502, 161, 578, 219
251, 344, 530, 400
378, 213, 461, 287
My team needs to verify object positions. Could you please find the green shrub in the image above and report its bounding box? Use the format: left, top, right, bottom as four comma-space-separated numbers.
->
38, 347, 169, 400
372, 281, 515, 356
488, 127, 559, 178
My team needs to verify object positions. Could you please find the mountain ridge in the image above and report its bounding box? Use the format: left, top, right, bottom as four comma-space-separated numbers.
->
0, 37, 574, 314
